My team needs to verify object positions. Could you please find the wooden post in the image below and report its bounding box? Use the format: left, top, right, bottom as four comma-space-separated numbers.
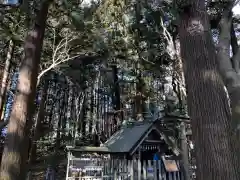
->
138, 146, 141, 180
65, 151, 70, 180
143, 160, 147, 180
114, 167, 117, 180
180, 122, 190, 180
130, 160, 134, 180
153, 160, 157, 180
158, 160, 162, 180
138, 159, 141, 180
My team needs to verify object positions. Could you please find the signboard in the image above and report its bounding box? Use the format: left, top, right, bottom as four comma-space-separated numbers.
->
68, 157, 103, 179
162, 158, 179, 172
147, 167, 154, 177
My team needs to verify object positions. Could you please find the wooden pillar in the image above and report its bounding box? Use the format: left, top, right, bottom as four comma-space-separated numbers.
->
65, 151, 71, 180
180, 122, 190, 180
138, 146, 141, 159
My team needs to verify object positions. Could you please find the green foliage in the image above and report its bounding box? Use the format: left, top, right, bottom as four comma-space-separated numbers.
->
0, 0, 189, 151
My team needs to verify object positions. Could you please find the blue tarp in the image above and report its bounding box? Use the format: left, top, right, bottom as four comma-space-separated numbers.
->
153, 152, 160, 160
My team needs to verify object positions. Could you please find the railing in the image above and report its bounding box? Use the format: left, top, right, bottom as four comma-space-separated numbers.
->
66, 159, 184, 180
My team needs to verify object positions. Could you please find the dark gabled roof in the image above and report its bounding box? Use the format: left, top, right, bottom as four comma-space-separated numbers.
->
102, 121, 154, 154
102, 119, 181, 156
67, 115, 183, 156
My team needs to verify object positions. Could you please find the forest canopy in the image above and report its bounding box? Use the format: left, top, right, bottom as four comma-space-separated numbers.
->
0, 0, 240, 180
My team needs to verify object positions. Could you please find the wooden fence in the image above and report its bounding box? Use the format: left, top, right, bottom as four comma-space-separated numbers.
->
66, 159, 184, 180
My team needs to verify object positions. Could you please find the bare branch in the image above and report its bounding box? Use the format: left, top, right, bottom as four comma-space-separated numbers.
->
52, 28, 56, 61
51, 37, 75, 64
38, 53, 80, 81
37, 35, 80, 84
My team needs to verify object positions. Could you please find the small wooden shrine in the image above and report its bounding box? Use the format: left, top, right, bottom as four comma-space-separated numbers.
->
65, 115, 189, 180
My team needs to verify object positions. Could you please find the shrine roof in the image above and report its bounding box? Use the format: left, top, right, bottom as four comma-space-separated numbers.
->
102, 116, 182, 155
102, 120, 154, 154
67, 114, 185, 156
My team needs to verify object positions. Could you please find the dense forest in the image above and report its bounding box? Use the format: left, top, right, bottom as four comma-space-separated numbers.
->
0, 0, 240, 180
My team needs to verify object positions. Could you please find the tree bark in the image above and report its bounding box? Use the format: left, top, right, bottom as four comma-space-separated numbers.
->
28, 77, 49, 164
135, 74, 146, 119
230, 22, 238, 61
0, 1, 52, 180
0, 40, 14, 120
112, 65, 121, 118
51, 95, 64, 171
178, 1, 240, 180
216, 4, 240, 165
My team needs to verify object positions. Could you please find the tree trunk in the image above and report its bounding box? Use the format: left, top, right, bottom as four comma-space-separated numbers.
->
52, 96, 64, 169
178, 1, 240, 180
230, 22, 238, 58
173, 36, 187, 110
135, 74, 146, 120
112, 65, 122, 129
80, 96, 87, 141
217, 5, 240, 137
230, 21, 239, 72
0, 40, 14, 120
0, 1, 51, 179
28, 77, 49, 164
112, 65, 121, 111
179, 122, 190, 180
216, 5, 240, 171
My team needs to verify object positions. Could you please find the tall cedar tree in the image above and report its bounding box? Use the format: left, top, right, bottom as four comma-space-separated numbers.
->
0, 40, 14, 120
0, 0, 52, 179
178, 0, 240, 180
